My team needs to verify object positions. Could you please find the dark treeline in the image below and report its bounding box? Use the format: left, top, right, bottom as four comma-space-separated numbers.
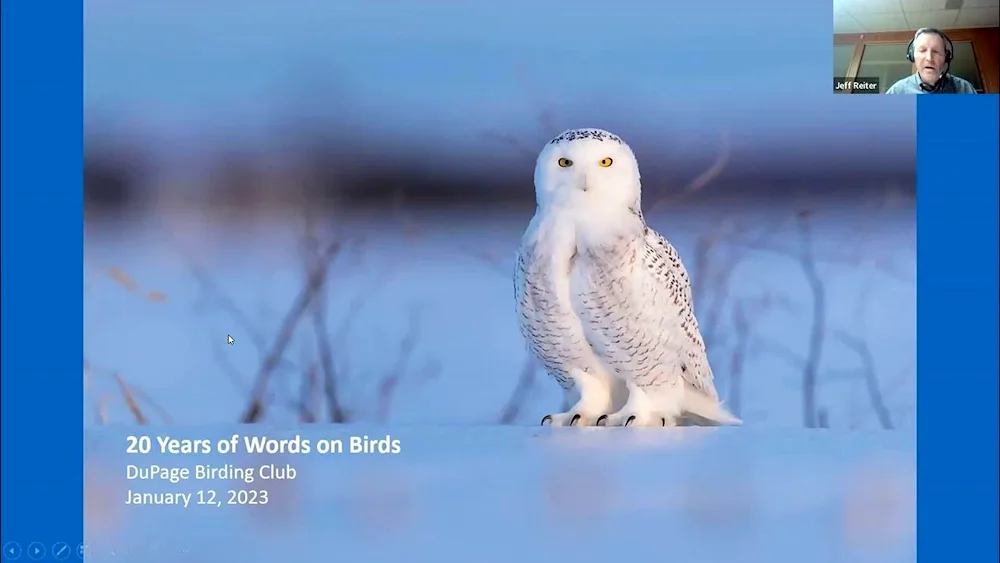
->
84, 133, 916, 217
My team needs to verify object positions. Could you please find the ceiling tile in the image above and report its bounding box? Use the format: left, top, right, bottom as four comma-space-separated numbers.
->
850, 0, 907, 14
832, 0, 869, 11
960, 0, 1000, 8
954, 6, 1000, 25
905, 9, 960, 27
900, 0, 946, 11
834, 13, 867, 33
859, 13, 914, 31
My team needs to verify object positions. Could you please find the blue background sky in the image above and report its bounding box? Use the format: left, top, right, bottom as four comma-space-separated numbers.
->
84, 0, 915, 169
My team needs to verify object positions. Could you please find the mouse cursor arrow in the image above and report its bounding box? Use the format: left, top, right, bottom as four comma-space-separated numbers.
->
227, 334, 235, 345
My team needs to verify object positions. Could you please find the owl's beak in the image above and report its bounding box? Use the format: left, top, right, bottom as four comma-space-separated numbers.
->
576, 173, 590, 192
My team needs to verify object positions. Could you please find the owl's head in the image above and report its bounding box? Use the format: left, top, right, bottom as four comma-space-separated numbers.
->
533, 128, 641, 214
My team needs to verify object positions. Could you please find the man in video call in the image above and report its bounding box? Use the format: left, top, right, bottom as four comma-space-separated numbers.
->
885, 27, 978, 94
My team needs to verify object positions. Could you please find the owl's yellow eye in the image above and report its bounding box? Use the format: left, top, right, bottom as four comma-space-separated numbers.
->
598, 157, 613, 167
557, 158, 573, 168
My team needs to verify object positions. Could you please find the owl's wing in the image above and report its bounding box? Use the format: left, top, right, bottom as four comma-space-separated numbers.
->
572, 227, 714, 392
513, 249, 528, 320
639, 227, 719, 399
513, 241, 576, 390
513, 248, 541, 342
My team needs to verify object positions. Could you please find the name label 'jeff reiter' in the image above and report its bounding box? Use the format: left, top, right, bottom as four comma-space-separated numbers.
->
833, 76, 881, 94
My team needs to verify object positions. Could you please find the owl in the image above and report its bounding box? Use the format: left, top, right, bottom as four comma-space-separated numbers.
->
514, 128, 740, 427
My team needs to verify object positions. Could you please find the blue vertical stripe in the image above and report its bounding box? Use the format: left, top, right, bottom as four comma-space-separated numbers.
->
1, 0, 84, 555
916, 95, 999, 562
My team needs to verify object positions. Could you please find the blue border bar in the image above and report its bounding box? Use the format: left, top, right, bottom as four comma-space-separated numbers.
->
1, 0, 84, 556
916, 95, 999, 562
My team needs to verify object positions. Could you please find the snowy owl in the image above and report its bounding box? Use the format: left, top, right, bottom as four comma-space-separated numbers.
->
514, 128, 741, 428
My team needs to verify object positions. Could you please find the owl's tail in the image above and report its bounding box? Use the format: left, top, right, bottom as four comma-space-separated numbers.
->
680, 390, 743, 426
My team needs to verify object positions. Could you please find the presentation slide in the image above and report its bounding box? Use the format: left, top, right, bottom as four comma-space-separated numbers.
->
2, 1, 997, 561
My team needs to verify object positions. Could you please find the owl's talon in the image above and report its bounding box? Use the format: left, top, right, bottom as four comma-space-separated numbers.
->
604, 411, 672, 427
541, 415, 553, 426
596, 415, 609, 426
569, 414, 582, 426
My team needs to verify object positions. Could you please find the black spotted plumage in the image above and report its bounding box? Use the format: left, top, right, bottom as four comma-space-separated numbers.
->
548, 128, 624, 146
514, 240, 579, 389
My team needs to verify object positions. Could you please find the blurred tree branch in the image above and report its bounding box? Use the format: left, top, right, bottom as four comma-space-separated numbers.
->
241, 240, 342, 423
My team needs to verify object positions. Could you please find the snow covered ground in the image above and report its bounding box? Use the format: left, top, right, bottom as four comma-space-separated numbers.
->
84, 202, 915, 430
